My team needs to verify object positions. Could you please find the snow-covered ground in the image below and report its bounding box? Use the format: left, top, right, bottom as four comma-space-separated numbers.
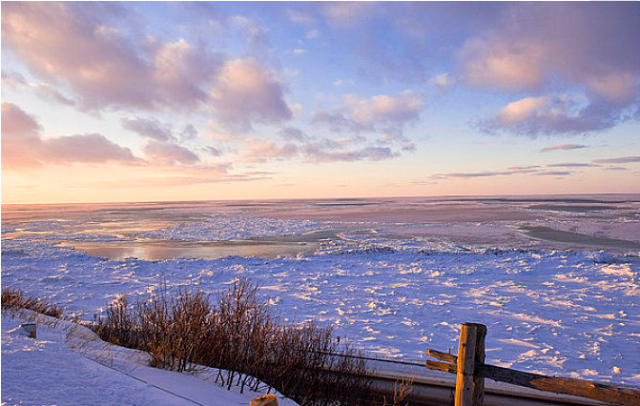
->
2, 197, 639, 393
1, 309, 298, 406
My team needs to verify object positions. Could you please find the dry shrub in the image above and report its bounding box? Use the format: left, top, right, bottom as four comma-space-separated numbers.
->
383, 376, 414, 406
1, 286, 64, 318
98, 279, 373, 406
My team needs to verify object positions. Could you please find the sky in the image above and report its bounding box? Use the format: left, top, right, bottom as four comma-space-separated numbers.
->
2, 1, 640, 204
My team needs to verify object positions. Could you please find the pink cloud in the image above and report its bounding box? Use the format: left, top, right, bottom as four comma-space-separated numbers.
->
546, 163, 595, 168
495, 97, 547, 125
479, 94, 622, 136
321, 2, 375, 26
430, 164, 582, 180
297, 91, 423, 164
507, 165, 541, 171
345, 90, 423, 126
2, 102, 139, 169
534, 171, 572, 177
42, 134, 140, 165
541, 144, 587, 153
240, 133, 398, 164
310, 111, 373, 134
230, 16, 272, 55
459, 3, 639, 136
593, 156, 640, 165
143, 141, 200, 166
2, 71, 76, 106
148, 38, 220, 107
122, 118, 172, 141
311, 90, 423, 149
1, 101, 43, 168
433, 171, 517, 179
296, 137, 396, 163
285, 9, 316, 27
1, 3, 219, 110
279, 127, 310, 142
210, 58, 292, 131
242, 139, 299, 163
459, 3, 640, 97
304, 146, 395, 163
1, 102, 41, 138
460, 38, 544, 91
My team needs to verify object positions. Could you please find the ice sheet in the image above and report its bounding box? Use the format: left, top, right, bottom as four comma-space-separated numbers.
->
2, 197, 639, 387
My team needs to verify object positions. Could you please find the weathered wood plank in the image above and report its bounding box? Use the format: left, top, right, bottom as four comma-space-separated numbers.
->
427, 348, 458, 364
455, 323, 479, 406
426, 360, 457, 374
473, 324, 487, 406
478, 364, 640, 406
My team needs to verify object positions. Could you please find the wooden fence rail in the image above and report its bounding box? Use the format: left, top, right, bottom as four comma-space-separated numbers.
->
426, 323, 640, 406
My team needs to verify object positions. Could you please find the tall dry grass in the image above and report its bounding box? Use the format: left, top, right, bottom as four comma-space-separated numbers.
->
1, 286, 64, 318
98, 279, 373, 406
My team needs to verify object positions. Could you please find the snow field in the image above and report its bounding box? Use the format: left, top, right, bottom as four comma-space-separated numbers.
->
2, 212, 639, 388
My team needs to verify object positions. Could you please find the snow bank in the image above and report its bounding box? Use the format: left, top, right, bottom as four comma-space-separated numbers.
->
1, 309, 299, 406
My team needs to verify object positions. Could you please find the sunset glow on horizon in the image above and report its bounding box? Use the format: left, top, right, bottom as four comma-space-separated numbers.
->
2, 2, 639, 204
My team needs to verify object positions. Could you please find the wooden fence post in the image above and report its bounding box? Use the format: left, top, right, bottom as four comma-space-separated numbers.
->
473, 324, 487, 406
428, 322, 640, 405
455, 323, 486, 406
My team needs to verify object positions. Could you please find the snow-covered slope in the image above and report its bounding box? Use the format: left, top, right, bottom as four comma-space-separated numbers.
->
1, 309, 298, 406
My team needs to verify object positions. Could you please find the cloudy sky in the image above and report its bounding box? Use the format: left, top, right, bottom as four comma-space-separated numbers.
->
2, 2, 639, 204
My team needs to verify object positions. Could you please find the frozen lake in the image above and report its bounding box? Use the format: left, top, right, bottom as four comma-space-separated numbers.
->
2, 195, 639, 386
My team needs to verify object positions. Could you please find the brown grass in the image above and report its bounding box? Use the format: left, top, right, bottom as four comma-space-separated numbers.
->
97, 279, 374, 406
383, 376, 415, 406
1, 286, 64, 318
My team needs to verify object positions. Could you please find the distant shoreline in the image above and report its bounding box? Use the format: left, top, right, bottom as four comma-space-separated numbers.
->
3, 192, 640, 208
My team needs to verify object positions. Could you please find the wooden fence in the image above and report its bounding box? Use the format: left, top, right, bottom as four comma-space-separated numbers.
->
425, 323, 640, 406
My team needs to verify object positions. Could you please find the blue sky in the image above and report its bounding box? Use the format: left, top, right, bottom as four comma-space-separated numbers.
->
2, 2, 639, 203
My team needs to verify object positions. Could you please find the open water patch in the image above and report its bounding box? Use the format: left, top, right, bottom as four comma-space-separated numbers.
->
518, 225, 640, 250
59, 238, 323, 261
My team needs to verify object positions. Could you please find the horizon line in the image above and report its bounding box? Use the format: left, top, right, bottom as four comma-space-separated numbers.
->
3, 192, 640, 207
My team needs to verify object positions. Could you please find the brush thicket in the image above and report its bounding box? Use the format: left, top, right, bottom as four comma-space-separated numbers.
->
98, 279, 373, 406
1, 286, 64, 318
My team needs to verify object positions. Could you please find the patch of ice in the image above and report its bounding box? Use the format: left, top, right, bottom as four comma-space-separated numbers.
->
139, 213, 336, 241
